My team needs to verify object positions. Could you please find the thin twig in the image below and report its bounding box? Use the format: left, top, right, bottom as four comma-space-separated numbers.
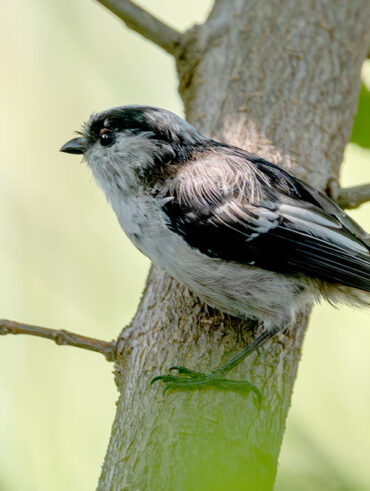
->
96, 0, 182, 55
336, 183, 370, 209
0, 319, 116, 361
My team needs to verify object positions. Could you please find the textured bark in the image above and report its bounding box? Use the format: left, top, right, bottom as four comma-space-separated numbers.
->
98, 1, 370, 489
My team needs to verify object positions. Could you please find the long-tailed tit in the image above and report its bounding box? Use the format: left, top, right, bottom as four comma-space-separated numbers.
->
61, 105, 370, 398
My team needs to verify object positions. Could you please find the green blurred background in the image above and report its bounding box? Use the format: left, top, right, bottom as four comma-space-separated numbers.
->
0, 1, 369, 490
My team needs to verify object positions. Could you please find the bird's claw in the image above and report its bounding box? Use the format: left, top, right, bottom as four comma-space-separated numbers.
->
151, 367, 262, 406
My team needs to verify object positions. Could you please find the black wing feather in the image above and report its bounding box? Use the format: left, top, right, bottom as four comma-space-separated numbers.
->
162, 148, 370, 292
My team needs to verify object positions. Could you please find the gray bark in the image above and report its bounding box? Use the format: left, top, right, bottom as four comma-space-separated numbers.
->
98, 1, 370, 489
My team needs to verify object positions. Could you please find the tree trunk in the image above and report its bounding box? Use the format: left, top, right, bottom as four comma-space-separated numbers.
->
98, 1, 370, 489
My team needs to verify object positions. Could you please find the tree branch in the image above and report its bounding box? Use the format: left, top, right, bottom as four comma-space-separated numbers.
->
96, 0, 182, 55
336, 183, 370, 209
0, 319, 116, 361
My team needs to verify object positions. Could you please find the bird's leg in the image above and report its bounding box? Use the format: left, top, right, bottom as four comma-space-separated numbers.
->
151, 326, 282, 403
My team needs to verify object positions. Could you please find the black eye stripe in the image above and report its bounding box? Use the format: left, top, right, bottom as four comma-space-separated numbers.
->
88, 108, 172, 145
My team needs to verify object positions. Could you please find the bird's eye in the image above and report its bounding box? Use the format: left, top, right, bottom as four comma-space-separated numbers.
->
99, 128, 115, 147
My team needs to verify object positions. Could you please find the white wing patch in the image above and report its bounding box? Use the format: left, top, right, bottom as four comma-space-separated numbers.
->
278, 204, 341, 228
279, 203, 369, 254
212, 202, 280, 241
213, 200, 369, 254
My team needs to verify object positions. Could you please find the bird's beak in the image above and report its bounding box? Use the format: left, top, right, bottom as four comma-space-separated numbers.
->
60, 137, 87, 155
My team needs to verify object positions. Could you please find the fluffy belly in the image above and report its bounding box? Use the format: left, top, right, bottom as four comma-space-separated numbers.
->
113, 195, 311, 327
135, 223, 308, 326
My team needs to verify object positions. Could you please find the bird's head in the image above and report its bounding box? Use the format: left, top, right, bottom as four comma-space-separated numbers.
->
61, 105, 207, 197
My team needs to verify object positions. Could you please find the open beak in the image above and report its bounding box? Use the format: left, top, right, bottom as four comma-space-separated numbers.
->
60, 137, 86, 155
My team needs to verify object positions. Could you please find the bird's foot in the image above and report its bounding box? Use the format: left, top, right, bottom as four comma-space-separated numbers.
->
151, 366, 262, 405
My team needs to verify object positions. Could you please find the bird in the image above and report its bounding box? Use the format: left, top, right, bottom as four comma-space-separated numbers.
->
61, 105, 370, 398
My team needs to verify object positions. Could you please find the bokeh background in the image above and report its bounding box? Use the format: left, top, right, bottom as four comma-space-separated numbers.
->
0, 1, 369, 490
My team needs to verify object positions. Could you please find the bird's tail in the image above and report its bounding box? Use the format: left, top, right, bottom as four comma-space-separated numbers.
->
321, 283, 370, 309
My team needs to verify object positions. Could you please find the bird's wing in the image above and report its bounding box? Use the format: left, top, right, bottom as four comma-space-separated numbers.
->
161, 148, 370, 292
